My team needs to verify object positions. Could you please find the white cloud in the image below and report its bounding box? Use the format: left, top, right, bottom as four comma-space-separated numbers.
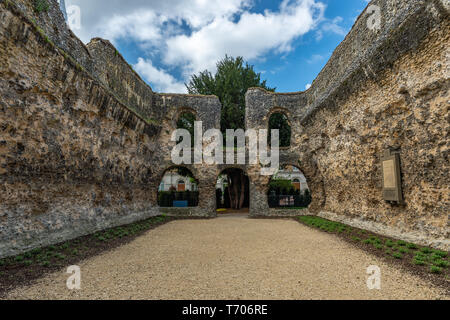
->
306, 54, 324, 64
134, 58, 186, 93
164, 0, 325, 76
66, 0, 330, 92
66, 0, 252, 43
305, 83, 311, 90
98, 11, 164, 44
315, 16, 347, 41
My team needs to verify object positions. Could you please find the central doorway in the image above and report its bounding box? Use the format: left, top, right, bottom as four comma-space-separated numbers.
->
216, 168, 249, 214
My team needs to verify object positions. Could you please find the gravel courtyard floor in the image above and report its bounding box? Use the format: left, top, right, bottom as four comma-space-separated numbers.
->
5, 215, 449, 300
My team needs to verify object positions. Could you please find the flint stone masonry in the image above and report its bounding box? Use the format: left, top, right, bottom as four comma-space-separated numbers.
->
246, 0, 449, 249
0, 0, 449, 257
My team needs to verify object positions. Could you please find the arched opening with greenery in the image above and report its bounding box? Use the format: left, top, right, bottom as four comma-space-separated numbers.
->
176, 112, 196, 145
268, 112, 291, 148
267, 165, 311, 209
158, 167, 199, 207
186, 55, 275, 138
216, 168, 249, 211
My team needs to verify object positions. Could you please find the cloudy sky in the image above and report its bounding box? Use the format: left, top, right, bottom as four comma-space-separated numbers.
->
65, 0, 370, 93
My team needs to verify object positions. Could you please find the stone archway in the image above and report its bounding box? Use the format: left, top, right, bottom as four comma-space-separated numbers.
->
157, 166, 199, 208
215, 167, 250, 212
267, 164, 311, 210
267, 108, 292, 148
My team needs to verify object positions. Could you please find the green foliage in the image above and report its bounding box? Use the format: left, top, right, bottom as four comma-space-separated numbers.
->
398, 247, 409, 254
269, 179, 293, 193
430, 253, 443, 261
370, 236, 382, 245
413, 258, 426, 266
53, 252, 66, 260
34, 0, 49, 13
176, 112, 196, 145
397, 240, 407, 247
31, 248, 42, 254
1, 216, 170, 270
40, 261, 51, 267
385, 240, 395, 247
432, 259, 449, 268
406, 243, 418, 250
374, 243, 383, 250
269, 113, 291, 147
430, 266, 442, 274
393, 252, 403, 259
432, 250, 447, 258
298, 216, 351, 234
186, 55, 275, 134
420, 247, 433, 254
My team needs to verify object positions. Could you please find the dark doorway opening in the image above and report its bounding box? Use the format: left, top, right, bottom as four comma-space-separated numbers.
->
216, 168, 249, 212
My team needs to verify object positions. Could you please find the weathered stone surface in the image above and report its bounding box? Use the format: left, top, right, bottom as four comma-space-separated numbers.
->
0, 0, 448, 257
0, 0, 221, 257
87, 38, 155, 120
246, 0, 449, 249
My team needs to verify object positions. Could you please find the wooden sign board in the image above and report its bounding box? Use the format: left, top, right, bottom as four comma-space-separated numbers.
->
381, 150, 403, 203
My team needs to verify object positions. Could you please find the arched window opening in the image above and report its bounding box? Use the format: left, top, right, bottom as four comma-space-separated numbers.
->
268, 112, 291, 148
177, 112, 196, 145
268, 165, 311, 209
158, 167, 198, 207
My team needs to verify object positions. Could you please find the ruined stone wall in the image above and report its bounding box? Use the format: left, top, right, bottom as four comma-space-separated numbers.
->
150, 93, 222, 217
12, 0, 95, 76
0, 0, 221, 258
247, 0, 449, 249
87, 38, 155, 121
11, 0, 158, 122
0, 0, 448, 258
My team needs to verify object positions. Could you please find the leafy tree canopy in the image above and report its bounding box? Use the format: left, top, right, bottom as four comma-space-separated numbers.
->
186, 55, 275, 133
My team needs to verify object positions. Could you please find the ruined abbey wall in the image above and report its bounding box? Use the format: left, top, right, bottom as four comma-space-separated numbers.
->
0, 0, 448, 257
246, 0, 449, 248
0, 0, 221, 257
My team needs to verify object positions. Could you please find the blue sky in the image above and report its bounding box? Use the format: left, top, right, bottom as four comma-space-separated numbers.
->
65, 0, 371, 93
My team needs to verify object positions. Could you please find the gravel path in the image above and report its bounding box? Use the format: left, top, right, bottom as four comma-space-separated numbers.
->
5, 216, 449, 300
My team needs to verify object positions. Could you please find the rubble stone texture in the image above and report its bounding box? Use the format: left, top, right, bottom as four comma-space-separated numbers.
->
0, 0, 448, 258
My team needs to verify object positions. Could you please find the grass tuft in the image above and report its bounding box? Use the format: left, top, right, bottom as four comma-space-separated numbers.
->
430, 266, 442, 274
296, 216, 449, 278
393, 252, 403, 260
34, 0, 49, 13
